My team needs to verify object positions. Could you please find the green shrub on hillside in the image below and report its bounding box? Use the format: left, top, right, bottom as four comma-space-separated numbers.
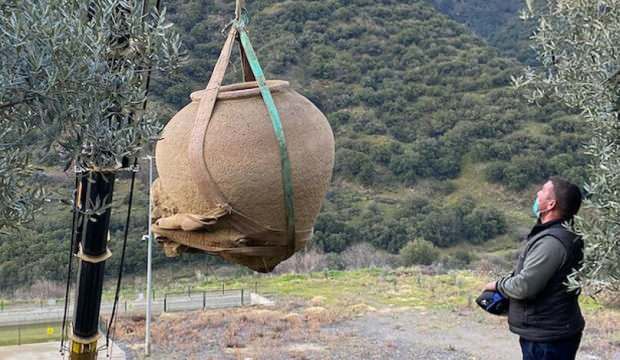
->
400, 238, 439, 266
463, 207, 507, 244
417, 198, 507, 247
441, 249, 475, 269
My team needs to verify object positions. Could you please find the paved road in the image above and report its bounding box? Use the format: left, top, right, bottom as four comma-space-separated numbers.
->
0, 290, 271, 327
0, 340, 125, 360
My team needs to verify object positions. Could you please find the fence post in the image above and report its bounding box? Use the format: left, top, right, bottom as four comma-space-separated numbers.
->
187, 286, 191, 298
241, 289, 244, 306
164, 294, 167, 312
222, 283, 224, 295
202, 291, 206, 310
124, 301, 128, 313
17, 325, 21, 346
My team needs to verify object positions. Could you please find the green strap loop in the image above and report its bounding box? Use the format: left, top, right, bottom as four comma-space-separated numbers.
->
235, 23, 296, 253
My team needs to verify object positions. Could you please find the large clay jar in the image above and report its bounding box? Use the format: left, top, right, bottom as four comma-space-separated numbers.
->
153, 80, 335, 272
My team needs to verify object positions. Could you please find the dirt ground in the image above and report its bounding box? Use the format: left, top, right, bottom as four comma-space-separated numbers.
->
113, 299, 619, 360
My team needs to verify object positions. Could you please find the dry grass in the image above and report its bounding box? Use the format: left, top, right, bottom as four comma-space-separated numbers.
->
272, 243, 398, 275
581, 308, 620, 358
113, 300, 347, 359
112, 268, 619, 359
12, 279, 65, 300
273, 248, 329, 274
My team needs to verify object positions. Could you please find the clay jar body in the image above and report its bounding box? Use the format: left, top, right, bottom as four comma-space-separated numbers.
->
153, 80, 335, 272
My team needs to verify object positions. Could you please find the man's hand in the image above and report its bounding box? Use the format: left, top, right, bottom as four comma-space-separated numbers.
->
484, 281, 497, 292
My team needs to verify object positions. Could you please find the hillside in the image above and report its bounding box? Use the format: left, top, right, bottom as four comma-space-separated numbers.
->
0, 0, 589, 290
154, 0, 587, 250
428, 0, 522, 38
427, 0, 538, 65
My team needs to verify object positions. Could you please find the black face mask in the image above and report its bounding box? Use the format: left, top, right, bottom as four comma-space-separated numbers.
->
476, 290, 509, 316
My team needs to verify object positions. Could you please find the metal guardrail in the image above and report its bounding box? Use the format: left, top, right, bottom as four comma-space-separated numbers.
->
0, 287, 269, 347
162, 289, 251, 312
0, 282, 272, 349
0, 321, 63, 347
0, 287, 264, 328
0, 282, 260, 312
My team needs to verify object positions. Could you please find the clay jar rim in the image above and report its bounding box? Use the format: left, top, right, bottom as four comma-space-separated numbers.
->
190, 80, 290, 102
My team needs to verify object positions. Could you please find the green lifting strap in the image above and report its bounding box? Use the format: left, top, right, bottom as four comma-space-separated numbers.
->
234, 18, 296, 254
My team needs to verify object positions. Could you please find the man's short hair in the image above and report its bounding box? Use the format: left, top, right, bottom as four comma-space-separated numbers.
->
549, 176, 583, 219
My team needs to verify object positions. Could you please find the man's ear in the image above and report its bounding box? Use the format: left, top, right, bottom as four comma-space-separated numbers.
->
549, 199, 558, 210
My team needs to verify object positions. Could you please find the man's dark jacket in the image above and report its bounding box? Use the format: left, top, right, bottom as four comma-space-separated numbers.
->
497, 220, 585, 342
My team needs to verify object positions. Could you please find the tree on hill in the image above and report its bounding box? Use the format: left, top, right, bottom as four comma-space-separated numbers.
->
1, 0, 183, 354
0, 0, 183, 227
1, 0, 183, 173
516, 0, 620, 291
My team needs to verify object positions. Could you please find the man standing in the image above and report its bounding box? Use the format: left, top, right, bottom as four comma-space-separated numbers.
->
484, 177, 585, 360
